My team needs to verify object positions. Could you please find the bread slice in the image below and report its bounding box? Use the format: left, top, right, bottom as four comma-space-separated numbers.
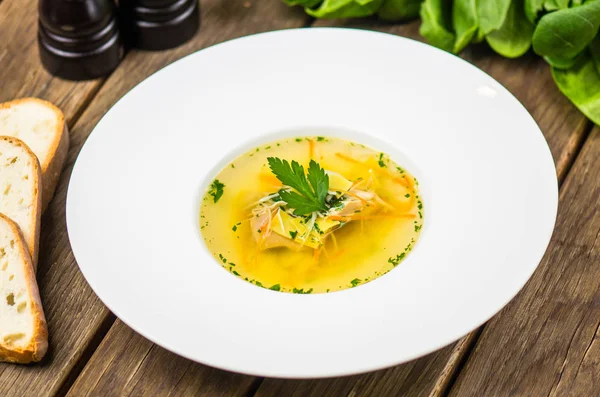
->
0, 213, 48, 363
0, 136, 42, 268
0, 98, 70, 213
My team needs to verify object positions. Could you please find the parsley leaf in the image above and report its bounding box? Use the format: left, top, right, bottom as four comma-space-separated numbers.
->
267, 157, 329, 215
208, 179, 225, 203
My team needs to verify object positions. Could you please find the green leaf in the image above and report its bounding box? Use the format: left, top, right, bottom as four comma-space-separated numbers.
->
485, 0, 534, 58
533, 0, 600, 60
282, 0, 323, 6
377, 0, 423, 21
544, 0, 569, 10
524, 0, 545, 23
307, 160, 329, 208
453, 0, 478, 53
590, 34, 600, 74
268, 158, 313, 199
269, 284, 281, 291
267, 157, 329, 215
306, 0, 384, 18
419, 0, 455, 52
472, 27, 486, 43
278, 190, 323, 215
544, 52, 585, 69
552, 53, 600, 125
477, 0, 511, 35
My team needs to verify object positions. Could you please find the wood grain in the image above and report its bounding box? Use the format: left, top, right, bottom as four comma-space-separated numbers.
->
252, 18, 590, 397
0, 2, 591, 396
0, 0, 105, 396
9, 1, 308, 397
0, 0, 103, 124
66, 320, 258, 397
449, 127, 600, 396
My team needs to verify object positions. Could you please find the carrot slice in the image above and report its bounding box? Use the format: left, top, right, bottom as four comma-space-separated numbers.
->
335, 152, 361, 164
309, 139, 315, 159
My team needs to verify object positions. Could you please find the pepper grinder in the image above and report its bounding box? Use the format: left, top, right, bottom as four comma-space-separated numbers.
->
119, 0, 200, 51
38, 0, 124, 81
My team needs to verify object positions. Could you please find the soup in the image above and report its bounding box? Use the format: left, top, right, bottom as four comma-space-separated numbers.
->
200, 136, 423, 293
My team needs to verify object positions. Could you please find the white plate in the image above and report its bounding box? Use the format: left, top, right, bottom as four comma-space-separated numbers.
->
66, 28, 558, 378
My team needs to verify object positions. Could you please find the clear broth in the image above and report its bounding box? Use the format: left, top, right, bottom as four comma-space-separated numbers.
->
200, 136, 423, 293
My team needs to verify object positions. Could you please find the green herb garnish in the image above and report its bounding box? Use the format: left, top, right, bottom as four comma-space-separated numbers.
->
378, 153, 386, 168
270, 284, 281, 291
388, 252, 406, 266
208, 179, 225, 203
350, 278, 361, 287
289, 231, 298, 239
293, 287, 313, 294
267, 157, 329, 216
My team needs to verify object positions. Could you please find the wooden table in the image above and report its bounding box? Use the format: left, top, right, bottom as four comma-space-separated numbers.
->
1, 1, 599, 396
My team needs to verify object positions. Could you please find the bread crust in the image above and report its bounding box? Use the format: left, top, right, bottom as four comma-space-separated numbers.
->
0, 213, 48, 363
0, 98, 70, 213
0, 136, 42, 269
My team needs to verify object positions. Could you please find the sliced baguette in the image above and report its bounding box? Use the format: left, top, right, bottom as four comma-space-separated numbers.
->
0, 213, 48, 363
0, 98, 70, 213
0, 136, 42, 268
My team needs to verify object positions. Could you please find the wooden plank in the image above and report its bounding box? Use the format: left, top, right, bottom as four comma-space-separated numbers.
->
252, 18, 589, 397
0, 0, 103, 123
3, 1, 308, 397
449, 127, 600, 396
0, 0, 105, 396
66, 320, 258, 397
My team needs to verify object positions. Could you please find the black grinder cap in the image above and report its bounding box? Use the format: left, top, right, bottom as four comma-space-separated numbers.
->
119, 0, 200, 51
38, 0, 124, 81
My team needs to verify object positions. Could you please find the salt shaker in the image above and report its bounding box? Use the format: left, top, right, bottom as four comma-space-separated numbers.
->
38, 0, 124, 81
119, 0, 200, 51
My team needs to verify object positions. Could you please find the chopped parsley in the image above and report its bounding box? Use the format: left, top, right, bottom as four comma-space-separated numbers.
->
293, 288, 313, 294
208, 179, 225, 203
388, 252, 406, 266
232, 225, 237, 232
350, 278, 361, 287
378, 153, 386, 168
289, 231, 298, 239
270, 284, 281, 291
316, 136, 326, 142
405, 193, 411, 198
